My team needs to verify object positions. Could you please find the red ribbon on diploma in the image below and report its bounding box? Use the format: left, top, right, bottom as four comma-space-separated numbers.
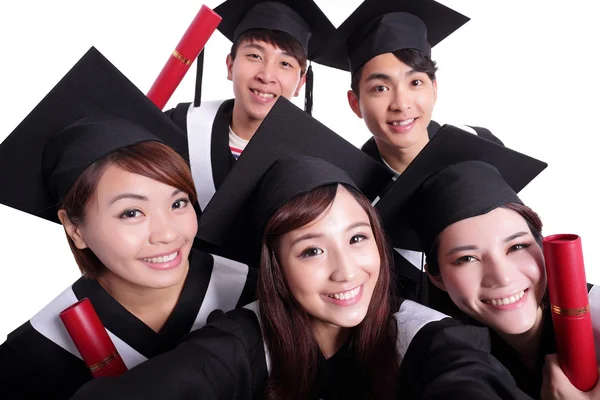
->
60, 298, 128, 378
544, 234, 598, 391
147, 5, 222, 109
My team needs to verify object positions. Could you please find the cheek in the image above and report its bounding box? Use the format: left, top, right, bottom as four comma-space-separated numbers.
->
178, 212, 198, 239
284, 260, 326, 295
85, 220, 147, 264
442, 267, 480, 301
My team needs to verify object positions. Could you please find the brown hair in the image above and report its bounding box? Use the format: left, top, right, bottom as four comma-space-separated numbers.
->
59, 141, 197, 278
230, 29, 308, 75
258, 184, 399, 399
351, 48, 438, 98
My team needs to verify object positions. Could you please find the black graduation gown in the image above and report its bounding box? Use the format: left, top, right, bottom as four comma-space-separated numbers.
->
0, 249, 256, 400
489, 283, 600, 399
427, 283, 600, 399
71, 299, 530, 400
362, 121, 504, 303
164, 100, 236, 213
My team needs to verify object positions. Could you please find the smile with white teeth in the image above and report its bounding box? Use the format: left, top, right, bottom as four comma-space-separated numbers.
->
481, 290, 526, 306
325, 286, 361, 301
142, 251, 178, 264
251, 89, 275, 98
389, 118, 415, 126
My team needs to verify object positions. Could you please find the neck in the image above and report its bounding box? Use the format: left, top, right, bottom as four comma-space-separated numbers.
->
496, 306, 545, 369
313, 321, 351, 359
231, 102, 263, 141
97, 262, 189, 333
376, 134, 429, 174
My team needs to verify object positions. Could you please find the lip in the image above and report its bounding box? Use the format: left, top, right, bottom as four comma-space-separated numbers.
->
138, 248, 183, 271
249, 88, 277, 104
321, 284, 363, 307
481, 288, 529, 311
387, 117, 418, 134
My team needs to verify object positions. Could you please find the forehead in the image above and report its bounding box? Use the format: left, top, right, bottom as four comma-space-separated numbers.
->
287, 186, 370, 237
94, 164, 175, 198
439, 207, 530, 246
238, 38, 291, 55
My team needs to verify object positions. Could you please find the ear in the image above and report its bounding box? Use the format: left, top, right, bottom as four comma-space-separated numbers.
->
347, 90, 362, 118
293, 72, 307, 97
226, 54, 234, 81
432, 79, 438, 104
425, 263, 447, 292
57, 209, 89, 250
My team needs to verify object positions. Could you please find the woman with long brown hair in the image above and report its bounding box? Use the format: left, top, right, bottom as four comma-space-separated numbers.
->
0, 48, 255, 399
375, 125, 600, 399
72, 98, 529, 399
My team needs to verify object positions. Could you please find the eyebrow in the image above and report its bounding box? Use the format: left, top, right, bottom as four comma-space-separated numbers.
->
290, 221, 371, 247
445, 231, 531, 256
504, 231, 529, 242
109, 189, 181, 206
365, 68, 418, 84
243, 43, 290, 56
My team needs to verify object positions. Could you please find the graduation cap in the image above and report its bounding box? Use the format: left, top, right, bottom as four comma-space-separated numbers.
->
375, 125, 547, 254
312, 0, 470, 74
0, 47, 188, 224
195, 0, 336, 113
195, 97, 394, 265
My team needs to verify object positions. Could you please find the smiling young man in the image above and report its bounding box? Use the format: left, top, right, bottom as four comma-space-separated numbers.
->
314, 0, 504, 301
165, 0, 334, 212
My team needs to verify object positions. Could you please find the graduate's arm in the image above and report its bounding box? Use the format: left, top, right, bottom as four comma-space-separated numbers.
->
401, 319, 532, 400
71, 309, 262, 400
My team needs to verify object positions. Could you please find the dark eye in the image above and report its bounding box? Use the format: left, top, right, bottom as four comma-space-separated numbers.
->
281, 61, 292, 67
247, 53, 261, 60
172, 198, 190, 210
452, 255, 477, 265
300, 247, 324, 258
120, 209, 143, 219
411, 79, 423, 86
350, 234, 367, 244
509, 243, 530, 252
373, 85, 389, 93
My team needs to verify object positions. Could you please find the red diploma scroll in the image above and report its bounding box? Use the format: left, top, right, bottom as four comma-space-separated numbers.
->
543, 234, 598, 391
60, 298, 128, 378
147, 5, 222, 109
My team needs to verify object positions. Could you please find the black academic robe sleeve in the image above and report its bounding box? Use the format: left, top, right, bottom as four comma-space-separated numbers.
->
0, 341, 45, 400
401, 318, 532, 400
70, 308, 267, 400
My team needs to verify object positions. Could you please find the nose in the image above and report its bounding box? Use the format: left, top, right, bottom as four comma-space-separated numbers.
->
255, 59, 276, 85
481, 256, 516, 288
148, 211, 178, 245
389, 88, 411, 112
330, 248, 357, 283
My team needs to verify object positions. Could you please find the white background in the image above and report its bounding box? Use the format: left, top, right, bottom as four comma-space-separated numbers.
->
0, 0, 598, 340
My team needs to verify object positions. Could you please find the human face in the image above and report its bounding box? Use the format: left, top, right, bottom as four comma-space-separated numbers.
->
348, 52, 436, 154
276, 186, 381, 332
433, 207, 546, 335
227, 39, 306, 123
71, 165, 197, 290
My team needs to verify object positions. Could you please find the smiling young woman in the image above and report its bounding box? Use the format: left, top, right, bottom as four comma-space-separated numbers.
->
0, 48, 255, 399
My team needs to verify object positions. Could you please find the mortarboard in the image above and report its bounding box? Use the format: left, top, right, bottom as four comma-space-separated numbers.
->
313, 0, 469, 75
195, 0, 336, 114
0, 47, 188, 224
195, 97, 394, 264
375, 125, 547, 253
